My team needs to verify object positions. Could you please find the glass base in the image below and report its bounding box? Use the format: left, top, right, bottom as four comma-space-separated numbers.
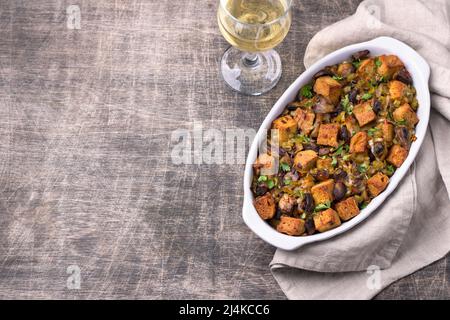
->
220, 47, 282, 96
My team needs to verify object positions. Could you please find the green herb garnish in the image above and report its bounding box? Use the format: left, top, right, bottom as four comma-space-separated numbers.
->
283, 179, 292, 186
280, 162, 291, 172
315, 201, 331, 212
296, 134, 311, 144
386, 164, 395, 176
375, 58, 382, 67
358, 163, 368, 173
267, 179, 276, 189
341, 94, 353, 115
396, 119, 407, 126
361, 93, 373, 101
300, 84, 314, 99
352, 60, 361, 69
360, 202, 368, 209
367, 127, 380, 137
332, 75, 343, 81
258, 175, 268, 182
331, 156, 338, 167
343, 154, 351, 161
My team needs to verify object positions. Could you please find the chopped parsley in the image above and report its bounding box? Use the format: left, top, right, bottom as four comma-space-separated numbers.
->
341, 94, 353, 115
331, 156, 338, 167
375, 58, 382, 67
361, 93, 373, 101
315, 201, 331, 212
280, 162, 291, 172
296, 134, 311, 144
367, 127, 380, 137
266, 179, 276, 189
352, 60, 361, 69
332, 75, 343, 81
358, 163, 368, 173
386, 164, 395, 176
257, 175, 268, 182
360, 202, 368, 209
283, 179, 291, 186
300, 84, 314, 99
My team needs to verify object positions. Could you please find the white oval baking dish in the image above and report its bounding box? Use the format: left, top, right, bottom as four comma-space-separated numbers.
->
243, 37, 431, 251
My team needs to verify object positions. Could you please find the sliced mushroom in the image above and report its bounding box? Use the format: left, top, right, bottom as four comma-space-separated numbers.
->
395, 126, 410, 150
313, 96, 335, 114
352, 50, 370, 61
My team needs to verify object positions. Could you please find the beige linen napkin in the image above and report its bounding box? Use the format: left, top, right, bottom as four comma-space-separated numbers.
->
270, 0, 450, 299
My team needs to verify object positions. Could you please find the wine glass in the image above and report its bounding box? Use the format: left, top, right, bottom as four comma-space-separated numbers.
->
217, 0, 292, 96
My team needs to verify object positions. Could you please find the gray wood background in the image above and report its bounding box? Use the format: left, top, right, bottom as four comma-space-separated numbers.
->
0, 0, 448, 299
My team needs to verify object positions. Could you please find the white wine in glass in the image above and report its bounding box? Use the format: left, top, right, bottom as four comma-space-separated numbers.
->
217, 0, 292, 95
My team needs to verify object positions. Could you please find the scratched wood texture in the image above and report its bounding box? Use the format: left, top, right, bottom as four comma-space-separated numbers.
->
0, 0, 448, 300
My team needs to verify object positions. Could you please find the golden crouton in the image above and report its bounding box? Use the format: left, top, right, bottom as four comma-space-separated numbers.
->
358, 58, 376, 80
345, 115, 359, 137
393, 103, 419, 127
272, 115, 297, 144
253, 193, 276, 220
254, 153, 277, 176
316, 157, 334, 171
311, 179, 335, 205
277, 216, 305, 236
313, 208, 341, 233
353, 101, 377, 127
350, 131, 368, 154
367, 172, 390, 197
387, 144, 408, 168
377, 55, 404, 79
294, 150, 318, 170
313, 76, 342, 104
294, 108, 315, 136
379, 121, 394, 143
317, 123, 340, 148
335, 197, 360, 221
389, 80, 407, 100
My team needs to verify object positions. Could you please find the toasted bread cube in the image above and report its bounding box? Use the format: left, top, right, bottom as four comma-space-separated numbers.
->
337, 62, 354, 77
367, 172, 390, 197
316, 157, 333, 171
294, 108, 315, 136
313, 208, 341, 233
358, 59, 376, 80
294, 150, 318, 170
350, 131, 368, 154
277, 216, 305, 236
272, 115, 297, 144
335, 197, 360, 221
253, 193, 276, 220
317, 123, 340, 148
345, 115, 359, 136
387, 144, 408, 168
313, 76, 342, 104
311, 179, 335, 205
393, 103, 419, 127
377, 55, 404, 79
379, 121, 394, 143
254, 153, 277, 176
353, 101, 377, 127
389, 80, 407, 100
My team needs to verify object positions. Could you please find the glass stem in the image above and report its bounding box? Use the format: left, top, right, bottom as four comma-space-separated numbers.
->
243, 52, 260, 68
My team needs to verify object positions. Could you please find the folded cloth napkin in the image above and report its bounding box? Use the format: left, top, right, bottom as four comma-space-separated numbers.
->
270, 0, 450, 299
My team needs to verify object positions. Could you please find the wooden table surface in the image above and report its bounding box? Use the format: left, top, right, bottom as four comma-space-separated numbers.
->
0, 0, 448, 299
